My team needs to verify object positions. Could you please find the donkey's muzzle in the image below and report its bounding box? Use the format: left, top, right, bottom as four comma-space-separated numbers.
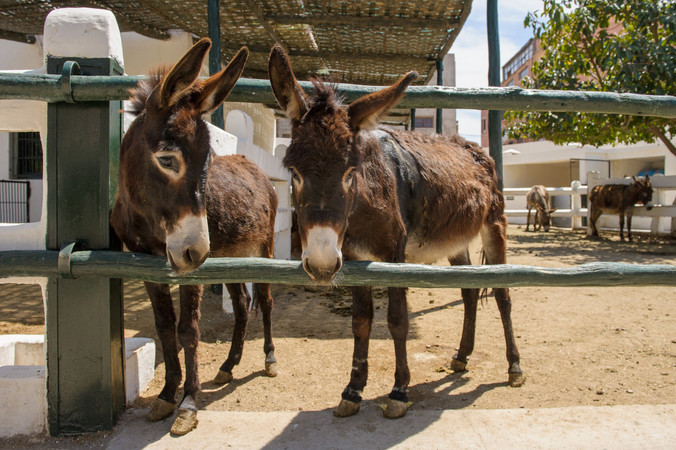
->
166, 213, 210, 274
301, 226, 343, 284
302, 256, 342, 284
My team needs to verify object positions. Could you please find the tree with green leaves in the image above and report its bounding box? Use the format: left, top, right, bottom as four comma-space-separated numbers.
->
506, 0, 676, 156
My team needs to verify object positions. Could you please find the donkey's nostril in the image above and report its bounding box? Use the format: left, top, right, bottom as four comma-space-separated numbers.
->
184, 247, 207, 267
333, 257, 343, 274
302, 259, 317, 280
184, 248, 194, 264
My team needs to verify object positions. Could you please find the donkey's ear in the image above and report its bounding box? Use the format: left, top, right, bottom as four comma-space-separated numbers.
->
194, 46, 248, 115
347, 71, 418, 131
153, 38, 211, 109
268, 44, 308, 121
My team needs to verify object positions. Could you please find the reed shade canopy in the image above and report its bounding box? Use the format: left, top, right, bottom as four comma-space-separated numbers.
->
0, 0, 472, 86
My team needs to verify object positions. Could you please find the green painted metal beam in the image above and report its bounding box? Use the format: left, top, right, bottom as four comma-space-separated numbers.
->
0, 251, 674, 288
487, 0, 504, 190
1, 74, 676, 118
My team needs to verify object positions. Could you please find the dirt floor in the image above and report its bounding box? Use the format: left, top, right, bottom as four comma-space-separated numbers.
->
1, 225, 675, 421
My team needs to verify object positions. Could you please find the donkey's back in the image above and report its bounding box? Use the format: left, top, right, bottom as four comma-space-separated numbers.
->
206, 153, 277, 258
377, 129, 503, 264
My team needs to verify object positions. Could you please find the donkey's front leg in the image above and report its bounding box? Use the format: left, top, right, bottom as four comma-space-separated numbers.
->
145, 282, 181, 422
334, 286, 373, 418
626, 211, 634, 242
170, 284, 203, 436
383, 286, 411, 419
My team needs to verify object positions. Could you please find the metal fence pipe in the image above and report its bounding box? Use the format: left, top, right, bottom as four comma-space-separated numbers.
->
1, 250, 675, 288
1, 74, 675, 118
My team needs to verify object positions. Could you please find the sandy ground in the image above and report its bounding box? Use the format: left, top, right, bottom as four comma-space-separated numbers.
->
1, 225, 675, 446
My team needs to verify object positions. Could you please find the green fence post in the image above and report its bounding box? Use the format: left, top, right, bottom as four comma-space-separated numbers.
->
45, 56, 124, 435
487, 0, 504, 191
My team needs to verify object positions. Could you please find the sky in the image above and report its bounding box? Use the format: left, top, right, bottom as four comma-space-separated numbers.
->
451, 0, 545, 144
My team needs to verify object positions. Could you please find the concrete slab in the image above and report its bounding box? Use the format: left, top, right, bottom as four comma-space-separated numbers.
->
107, 403, 676, 449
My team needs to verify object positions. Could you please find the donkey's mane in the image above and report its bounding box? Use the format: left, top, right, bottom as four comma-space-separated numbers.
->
128, 67, 167, 116
305, 79, 344, 119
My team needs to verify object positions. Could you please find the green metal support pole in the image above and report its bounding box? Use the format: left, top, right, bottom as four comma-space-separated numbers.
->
436, 59, 443, 134
410, 108, 416, 130
208, 0, 224, 129
45, 56, 125, 435
487, 0, 504, 191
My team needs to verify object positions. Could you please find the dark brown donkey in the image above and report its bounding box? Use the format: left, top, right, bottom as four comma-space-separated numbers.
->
269, 45, 524, 420
111, 39, 278, 435
587, 176, 653, 241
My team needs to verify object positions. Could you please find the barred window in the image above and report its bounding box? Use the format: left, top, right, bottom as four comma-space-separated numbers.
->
11, 132, 43, 180
415, 117, 434, 128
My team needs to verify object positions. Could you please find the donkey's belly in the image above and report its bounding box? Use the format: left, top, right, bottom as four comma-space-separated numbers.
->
404, 237, 470, 265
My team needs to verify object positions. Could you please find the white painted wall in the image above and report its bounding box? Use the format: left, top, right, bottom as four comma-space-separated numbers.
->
415, 53, 457, 136
121, 30, 200, 76
501, 139, 675, 234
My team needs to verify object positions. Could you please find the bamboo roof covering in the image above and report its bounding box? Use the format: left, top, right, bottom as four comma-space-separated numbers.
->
0, 0, 472, 85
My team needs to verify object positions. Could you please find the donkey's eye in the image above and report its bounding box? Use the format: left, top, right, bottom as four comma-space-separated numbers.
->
342, 167, 356, 190
290, 167, 303, 185
157, 156, 179, 173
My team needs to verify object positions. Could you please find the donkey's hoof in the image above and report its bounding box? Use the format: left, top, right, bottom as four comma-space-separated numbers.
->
213, 370, 233, 385
170, 408, 198, 436
265, 361, 278, 377
509, 371, 526, 387
382, 398, 413, 419
334, 399, 360, 418
145, 398, 176, 422
449, 358, 467, 372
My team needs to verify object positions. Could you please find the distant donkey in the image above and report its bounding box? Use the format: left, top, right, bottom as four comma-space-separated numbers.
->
269, 45, 524, 420
587, 176, 653, 241
111, 39, 278, 435
526, 185, 555, 232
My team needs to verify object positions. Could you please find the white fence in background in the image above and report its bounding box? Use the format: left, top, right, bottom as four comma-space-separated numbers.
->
504, 181, 588, 230
504, 174, 676, 235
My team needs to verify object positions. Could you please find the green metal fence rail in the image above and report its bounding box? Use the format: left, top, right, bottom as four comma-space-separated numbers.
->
1, 250, 675, 287
1, 74, 676, 118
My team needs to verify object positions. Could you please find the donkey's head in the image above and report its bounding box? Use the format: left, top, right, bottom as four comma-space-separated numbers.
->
121, 38, 248, 273
537, 208, 556, 232
631, 175, 653, 210
269, 45, 416, 283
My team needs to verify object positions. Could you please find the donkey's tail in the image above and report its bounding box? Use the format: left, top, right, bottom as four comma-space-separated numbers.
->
479, 249, 490, 306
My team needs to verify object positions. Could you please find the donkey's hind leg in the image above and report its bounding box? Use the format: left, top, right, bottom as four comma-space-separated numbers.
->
213, 283, 250, 384
481, 221, 525, 387
255, 283, 278, 377
448, 250, 480, 373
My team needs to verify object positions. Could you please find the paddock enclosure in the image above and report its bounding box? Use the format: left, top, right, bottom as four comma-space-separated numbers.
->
1, 2, 676, 438
1, 226, 674, 416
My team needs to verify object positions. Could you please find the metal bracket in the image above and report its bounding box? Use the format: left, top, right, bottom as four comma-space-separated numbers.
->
61, 61, 80, 103
58, 241, 82, 279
